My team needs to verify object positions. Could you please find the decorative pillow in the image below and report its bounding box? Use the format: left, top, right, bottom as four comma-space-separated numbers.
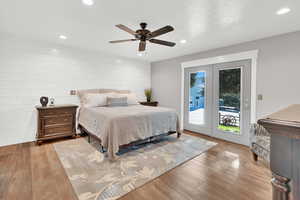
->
114, 93, 139, 105
107, 97, 128, 107
82, 93, 115, 107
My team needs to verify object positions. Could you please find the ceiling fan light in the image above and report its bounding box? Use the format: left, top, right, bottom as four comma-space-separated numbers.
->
111, 23, 175, 52
137, 51, 148, 56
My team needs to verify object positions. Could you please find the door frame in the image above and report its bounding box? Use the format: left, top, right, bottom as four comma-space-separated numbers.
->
180, 50, 258, 146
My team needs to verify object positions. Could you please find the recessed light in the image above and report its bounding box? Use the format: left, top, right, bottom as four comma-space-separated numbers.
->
59, 35, 67, 40
276, 7, 291, 15
180, 39, 187, 44
82, 0, 94, 6
137, 53, 143, 56
51, 49, 59, 53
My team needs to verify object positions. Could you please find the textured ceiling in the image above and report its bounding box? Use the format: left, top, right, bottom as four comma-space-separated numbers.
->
0, 0, 300, 61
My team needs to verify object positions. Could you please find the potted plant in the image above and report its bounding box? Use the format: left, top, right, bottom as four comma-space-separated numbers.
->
144, 88, 152, 102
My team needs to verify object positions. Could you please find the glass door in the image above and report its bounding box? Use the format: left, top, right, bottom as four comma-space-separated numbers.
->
212, 60, 251, 145
184, 65, 213, 135
183, 59, 251, 145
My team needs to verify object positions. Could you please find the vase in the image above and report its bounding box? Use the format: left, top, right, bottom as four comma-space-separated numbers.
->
40, 96, 49, 107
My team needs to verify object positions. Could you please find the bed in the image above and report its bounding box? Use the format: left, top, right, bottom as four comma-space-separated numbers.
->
77, 89, 181, 160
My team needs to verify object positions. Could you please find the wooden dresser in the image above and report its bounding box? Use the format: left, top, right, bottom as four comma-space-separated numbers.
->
140, 101, 158, 107
36, 104, 78, 144
258, 104, 300, 200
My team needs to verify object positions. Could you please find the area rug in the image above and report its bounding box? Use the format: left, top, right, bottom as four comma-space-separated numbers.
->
54, 134, 217, 200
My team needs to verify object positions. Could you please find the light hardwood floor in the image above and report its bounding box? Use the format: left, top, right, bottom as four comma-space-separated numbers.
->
0, 131, 272, 200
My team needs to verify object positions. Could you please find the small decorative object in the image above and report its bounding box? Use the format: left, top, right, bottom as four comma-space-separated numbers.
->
40, 96, 49, 107
70, 90, 77, 95
49, 98, 55, 106
144, 88, 152, 102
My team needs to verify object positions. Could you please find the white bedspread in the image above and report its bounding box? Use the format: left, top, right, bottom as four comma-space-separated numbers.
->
78, 105, 179, 159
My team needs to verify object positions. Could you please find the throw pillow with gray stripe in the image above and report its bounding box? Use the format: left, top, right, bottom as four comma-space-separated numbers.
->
107, 97, 128, 107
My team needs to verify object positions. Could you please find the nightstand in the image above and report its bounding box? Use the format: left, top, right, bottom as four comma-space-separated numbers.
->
36, 104, 78, 145
140, 101, 158, 107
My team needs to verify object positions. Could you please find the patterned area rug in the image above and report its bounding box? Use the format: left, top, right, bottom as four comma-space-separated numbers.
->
54, 134, 217, 200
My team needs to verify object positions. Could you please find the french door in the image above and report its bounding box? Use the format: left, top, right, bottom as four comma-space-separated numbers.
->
184, 59, 251, 145
184, 65, 213, 135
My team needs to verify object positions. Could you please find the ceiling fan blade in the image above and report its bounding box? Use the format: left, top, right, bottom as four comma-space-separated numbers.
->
148, 25, 174, 38
116, 24, 137, 36
109, 39, 137, 43
149, 39, 176, 47
139, 41, 146, 51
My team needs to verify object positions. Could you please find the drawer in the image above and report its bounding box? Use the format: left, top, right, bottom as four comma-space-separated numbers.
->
44, 115, 73, 126
40, 108, 74, 116
44, 125, 73, 136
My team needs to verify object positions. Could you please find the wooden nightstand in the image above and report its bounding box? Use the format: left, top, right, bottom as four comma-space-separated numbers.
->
36, 104, 78, 145
140, 101, 158, 107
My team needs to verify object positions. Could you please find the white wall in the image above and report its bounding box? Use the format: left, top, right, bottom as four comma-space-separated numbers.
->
151, 31, 300, 121
0, 34, 151, 147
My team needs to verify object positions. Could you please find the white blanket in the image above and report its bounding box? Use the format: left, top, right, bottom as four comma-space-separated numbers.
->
78, 105, 179, 159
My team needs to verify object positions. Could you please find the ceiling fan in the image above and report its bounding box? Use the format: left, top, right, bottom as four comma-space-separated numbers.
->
109, 22, 176, 52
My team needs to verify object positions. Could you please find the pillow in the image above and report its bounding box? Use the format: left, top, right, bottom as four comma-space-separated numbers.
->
82, 93, 115, 107
114, 93, 139, 105
107, 97, 128, 107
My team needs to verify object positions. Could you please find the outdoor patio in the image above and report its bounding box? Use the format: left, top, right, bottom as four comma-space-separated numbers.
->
189, 108, 240, 133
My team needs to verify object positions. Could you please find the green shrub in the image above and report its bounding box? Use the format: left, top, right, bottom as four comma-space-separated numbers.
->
220, 93, 240, 109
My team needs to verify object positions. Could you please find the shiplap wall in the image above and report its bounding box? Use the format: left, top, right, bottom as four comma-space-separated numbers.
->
0, 35, 151, 146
